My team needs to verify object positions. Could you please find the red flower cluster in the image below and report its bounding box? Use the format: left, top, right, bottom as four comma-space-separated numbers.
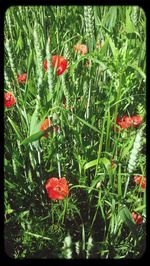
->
134, 176, 146, 190
4, 92, 16, 108
44, 55, 68, 76
45, 177, 69, 200
113, 115, 142, 131
132, 212, 143, 225
116, 116, 132, 129
40, 118, 59, 138
17, 73, 27, 83
131, 116, 143, 128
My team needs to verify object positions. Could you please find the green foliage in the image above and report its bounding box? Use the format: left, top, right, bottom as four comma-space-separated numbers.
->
4, 6, 146, 259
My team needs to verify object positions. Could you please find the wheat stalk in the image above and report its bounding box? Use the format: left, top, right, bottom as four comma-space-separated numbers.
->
34, 22, 44, 110
5, 38, 18, 82
46, 38, 53, 94
128, 129, 143, 174
62, 76, 70, 108
84, 6, 95, 40
124, 128, 143, 198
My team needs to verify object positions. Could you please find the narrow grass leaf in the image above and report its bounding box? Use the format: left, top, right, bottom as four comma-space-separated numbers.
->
127, 63, 146, 80
119, 206, 137, 237
21, 130, 46, 145
84, 159, 98, 171
74, 114, 101, 134
25, 232, 52, 241
7, 117, 23, 140
118, 163, 122, 197
29, 108, 40, 135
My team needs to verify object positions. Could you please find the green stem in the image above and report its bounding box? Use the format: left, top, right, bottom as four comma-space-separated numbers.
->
95, 107, 107, 177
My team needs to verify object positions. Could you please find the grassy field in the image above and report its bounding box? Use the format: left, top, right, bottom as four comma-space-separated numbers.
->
4, 6, 146, 259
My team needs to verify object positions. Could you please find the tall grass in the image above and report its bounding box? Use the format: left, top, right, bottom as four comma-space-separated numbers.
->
4, 6, 146, 259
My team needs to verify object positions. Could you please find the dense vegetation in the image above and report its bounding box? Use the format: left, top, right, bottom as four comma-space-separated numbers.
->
4, 6, 146, 259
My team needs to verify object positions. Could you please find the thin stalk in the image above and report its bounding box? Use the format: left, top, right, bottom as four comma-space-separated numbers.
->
85, 80, 91, 120
95, 108, 107, 177
105, 108, 111, 152
57, 153, 61, 178
118, 163, 122, 197
113, 72, 123, 135
25, 232, 51, 241
82, 223, 86, 252
123, 175, 130, 198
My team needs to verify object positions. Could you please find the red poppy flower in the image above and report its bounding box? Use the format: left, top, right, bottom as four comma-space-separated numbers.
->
119, 121, 131, 129
118, 116, 132, 129
141, 180, 146, 190
40, 118, 52, 138
4, 92, 16, 108
113, 116, 131, 132
113, 115, 141, 132
17, 73, 27, 83
45, 177, 69, 200
131, 116, 142, 128
134, 175, 142, 185
134, 176, 146, 190
40, 118, 59, 138
123, 116, 133, 125
132, 212, 143, 225
44, 55, 68, 76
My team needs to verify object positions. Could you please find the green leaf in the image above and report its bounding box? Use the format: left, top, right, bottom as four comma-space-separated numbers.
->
88, 178, 103, 194
84, 157, 112, 182
105, 7, 117, 30
25, 232, 52, 241
100, 157, 112, 177
29, 108, 40, 136
5, 208, 14, 215
73, 114, 101, 134
24, 50, 33, 103
125, 10, 136, 33
127, 64, 146, 80
120, 137, 135, 160
134, 205, 146, 212
16, 32, 24, 50
4, 158, 9, 167
118, 164, 122, 197
108, 37, 118, 60
29, 108, 53, 143
7, 117, 23, 140
99, 37, 109, 57
5, 179, 17, 189
21, 130, 46, 145
28, 80, 37, 96
84, 159, 98, 171
119, 206, 137, 237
